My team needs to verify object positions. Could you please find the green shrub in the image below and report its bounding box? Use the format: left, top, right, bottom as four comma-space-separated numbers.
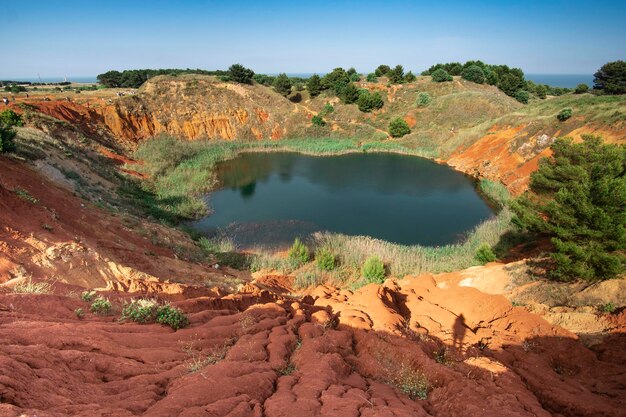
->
389, 118, 411, 138
431, 68, 452, 82
338, 82, 360, 104
357, 91, 384, 112
321, 103, 334, 115
361, 256, 386, 283
81, 290, 96, 302
556, 108, 573, 121
512, 135, 626, 281
514, 90, 530, 104
315, 247, 336, 271
0, 109, 23, 127
535, 84, 547, 99
475, 244, 497, 264
574, 83, 589, 94
461, 65, 485, 84
288, 238, 310, 266
155, 304, 189, 330
90, 297, 112, 315
0, 125, 16, 153
404, 71, 416, 83
375, 65, 391, 77
387, 65, 405, 84
600, 302, 616, 314
311, 115, 325, 126
74, 308, 84, 319
366, 73, 378, 82
416, 92, 432, 106
121, 299, 158, 323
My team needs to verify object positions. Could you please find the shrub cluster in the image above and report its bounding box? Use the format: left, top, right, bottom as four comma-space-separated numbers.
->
556, 108, 573, 121
357, 91, 384, 112
0, 109, 22, 153
416, 92, 432, 106
361, 256, 386, 283
121, 299, 190, 330
288, 238, 310, 266
389, 118, 411, 138
431, 68, 452, 83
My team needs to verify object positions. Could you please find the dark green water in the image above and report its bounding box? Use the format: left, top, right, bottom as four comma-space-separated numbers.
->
191, 152, 494, 248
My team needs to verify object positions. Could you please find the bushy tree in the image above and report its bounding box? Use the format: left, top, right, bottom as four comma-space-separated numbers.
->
375, 65, 391, 77
512, 136, 626, 281
306, 74, 322, 97
339, 82, 360, 104
357, 91, 384, 112
593, 61, 626, 95
252, 74, 275, 86
431, 68, 452, 82
535, 84, 547, 99
498, 71, 526, 96
273, 73, 292, 96
228, 64, 255, 84
404, 71, 416, 83
322, 67, 350, 94
514, 90, 530, 104
461, 65, 485, 84
366, 73, 378, 82
389, 118, 411, 137
387, 65, 405, 84
288, 238, 310, 266
574, 83, 589, 94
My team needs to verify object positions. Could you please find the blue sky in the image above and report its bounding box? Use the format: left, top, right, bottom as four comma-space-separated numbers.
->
1, 0, 625, 77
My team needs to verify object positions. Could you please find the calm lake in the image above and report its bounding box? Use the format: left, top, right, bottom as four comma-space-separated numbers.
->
191, 152, 495, 248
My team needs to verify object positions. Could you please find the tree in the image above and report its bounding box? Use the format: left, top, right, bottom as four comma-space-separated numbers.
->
339, 82, 360, 104
535, 84, 547, 99
387, 65, 405, 84
498, 71, 526, 96
431, 68, 452, 82
375, 65, 391, 77
311, 115, 325, 126
574, 83, 589, 94
404, 71, 416, 83
357, 91, 384, 112
366, 73, 378, 82
322, 67, 350, 94
514, 90, 529, 104
306, 74, 322, 97
389, 118, 411, 137
228, 64, 255, 84
461, 65, 485, 84
593, 61, 626, 94
0, 109, 24, 127
273, 73, 292, 96
512, 136, 626, 281
416, 92, 431, 106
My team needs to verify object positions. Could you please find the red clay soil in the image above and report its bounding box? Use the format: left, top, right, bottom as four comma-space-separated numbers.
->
0, 156, 242, 290
0, 275, 624, 417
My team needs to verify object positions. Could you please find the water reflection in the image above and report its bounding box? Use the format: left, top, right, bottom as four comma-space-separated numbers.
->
193, 152, 494, 247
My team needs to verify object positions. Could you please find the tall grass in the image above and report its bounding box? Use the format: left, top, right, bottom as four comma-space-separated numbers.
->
313, 208, 513, 278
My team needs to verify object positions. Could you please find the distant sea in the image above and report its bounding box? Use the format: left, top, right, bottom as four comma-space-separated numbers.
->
4, 73, 594, 89
525, 74, 593, 88
1, 76, 98, 83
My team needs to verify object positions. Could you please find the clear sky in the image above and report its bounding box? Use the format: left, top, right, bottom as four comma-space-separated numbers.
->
1, 0, 625, 78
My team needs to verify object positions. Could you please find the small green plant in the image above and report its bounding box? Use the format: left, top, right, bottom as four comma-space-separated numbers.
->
315, 247, 336, 271
288, 238, 310, 266
361, 256, 386, 283
155, 304, 189, 330
81, 290, 96, 302
321, 103, 334, 115
0, 109, 24, 127
475, 243, 497, 264
12, 279, 52, 294
416, 92, 432, 106
13, 187, 38, 204
121, 299, 158, 323
388, 118, 411, 138
394, 365, 431, 400
574, 83, 589, 94
311, 115, 325, 126
74, 308, 84, 319
600, 302, 616, 314
514, 90, 530, 104
556, 108, 573, 121
276, 363, 297, 376
90, 297, 112, 315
